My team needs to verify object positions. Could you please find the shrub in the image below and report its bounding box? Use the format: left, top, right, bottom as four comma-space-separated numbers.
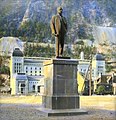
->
96, 85, 105, 95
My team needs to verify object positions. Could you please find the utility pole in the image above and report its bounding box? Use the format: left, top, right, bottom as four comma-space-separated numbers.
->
89, 43, 93, 96
89, 56, 92, 96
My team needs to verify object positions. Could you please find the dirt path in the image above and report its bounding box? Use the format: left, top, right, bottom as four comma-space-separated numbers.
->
0, 95, 116, 120
0, 103, 115, 120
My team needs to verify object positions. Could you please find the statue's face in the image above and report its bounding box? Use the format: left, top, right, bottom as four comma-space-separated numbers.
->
57, 7, 63, 14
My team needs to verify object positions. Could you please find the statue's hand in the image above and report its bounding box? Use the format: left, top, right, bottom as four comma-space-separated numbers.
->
55, 34, 59, 37
52, 33, 59, 37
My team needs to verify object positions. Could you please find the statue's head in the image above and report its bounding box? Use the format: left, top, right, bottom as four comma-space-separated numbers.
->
57, 6, 63, 14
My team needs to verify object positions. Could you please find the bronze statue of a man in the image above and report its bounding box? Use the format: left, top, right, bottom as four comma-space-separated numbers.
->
50, 7, 67, 57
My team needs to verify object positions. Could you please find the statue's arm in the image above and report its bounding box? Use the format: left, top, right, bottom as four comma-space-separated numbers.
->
50, 16, 56, 36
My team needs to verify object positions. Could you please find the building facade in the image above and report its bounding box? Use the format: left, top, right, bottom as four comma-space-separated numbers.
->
77, 52, 106, 94
10, 48, 49, 95
10, 48, 106, 95
78, 53, 105, 79
92, 53, 105, 80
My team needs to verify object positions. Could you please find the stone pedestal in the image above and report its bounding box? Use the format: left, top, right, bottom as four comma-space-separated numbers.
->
39, 59, 87, 116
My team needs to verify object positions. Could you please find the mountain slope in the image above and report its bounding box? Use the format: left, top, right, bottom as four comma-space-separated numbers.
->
21, 0, 116, 26
0, 37, 24, 56
1, 0, 116, 27
0, 0, 116, 45
93, 26, 116, 45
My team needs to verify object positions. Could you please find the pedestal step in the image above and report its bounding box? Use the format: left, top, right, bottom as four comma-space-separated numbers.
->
37, 107, 88, 116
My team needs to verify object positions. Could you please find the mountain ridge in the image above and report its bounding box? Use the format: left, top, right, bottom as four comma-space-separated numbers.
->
1, 0, 116, 26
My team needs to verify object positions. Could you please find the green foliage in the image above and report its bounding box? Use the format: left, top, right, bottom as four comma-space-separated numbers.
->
78, 24, 88, 39
72, 44, 97, 59
24, 43, 55, 58
106, 64, 112, 72
0, 17, 51, 43
0, 75, 5, 86
95, 84, 113, 95
18, 21, 51, 42
0, 65, 10, 75
0, 17, 19, 37
96, 85, 105, 95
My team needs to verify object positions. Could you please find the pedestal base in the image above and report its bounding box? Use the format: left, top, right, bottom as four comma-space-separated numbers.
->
41, 59, 88, 116
38, 107, 88, 116
42, 95, 79, 109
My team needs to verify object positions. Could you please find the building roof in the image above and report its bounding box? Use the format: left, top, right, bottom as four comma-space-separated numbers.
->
93, 53, 105, 61
27, 75, 43, 81
12, 48, 23, 57
16, 73, 28, 81
24, 59, 43, 63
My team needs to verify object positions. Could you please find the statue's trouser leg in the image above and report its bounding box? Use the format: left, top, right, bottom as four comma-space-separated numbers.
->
59, 37, 64, 56
55, 37, 59, 57
59, 43, 64, 55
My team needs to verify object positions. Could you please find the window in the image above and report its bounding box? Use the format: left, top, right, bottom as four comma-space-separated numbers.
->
98, 66, 103, 68
33, 85, 35, 92
37, 86, 40, 92
21, 84, 25, 87
33, 85, 35, 89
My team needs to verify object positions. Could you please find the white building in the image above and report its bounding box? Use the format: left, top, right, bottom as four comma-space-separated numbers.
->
78, 52, 105, 80
78, 51, 90, 75
92, 53, 105, 80
78, 60, 90, 75
10, 48, 106, 95
10, 48, 50, 95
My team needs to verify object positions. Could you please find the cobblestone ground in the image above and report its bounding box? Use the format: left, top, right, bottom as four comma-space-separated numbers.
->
0, 104, 115, 120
